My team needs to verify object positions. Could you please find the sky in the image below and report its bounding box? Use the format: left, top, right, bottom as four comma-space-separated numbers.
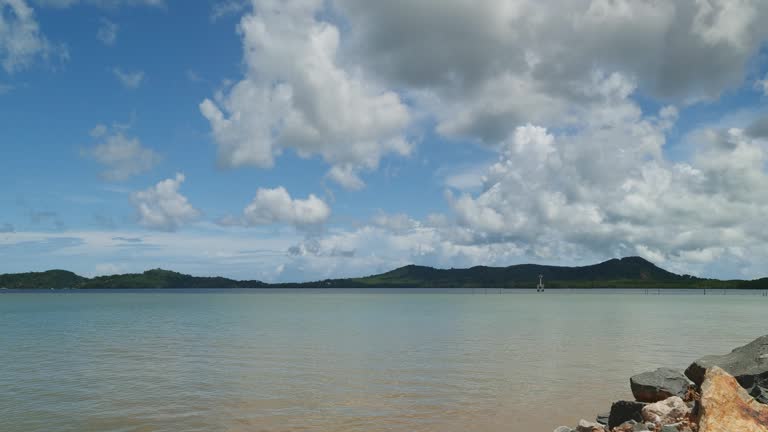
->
2, 0, 768, 281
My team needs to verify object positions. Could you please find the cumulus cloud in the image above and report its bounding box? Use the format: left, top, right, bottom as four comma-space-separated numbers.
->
241, 186, 330, 227
82, 124, 160, 181
200, 0, 411, 189
130, 173, 200, 231
96, 17, 118, 45
112, 67, 144, 89
337, 0, 768, 145
0, 0, 67, 73
437, 80, 768, 272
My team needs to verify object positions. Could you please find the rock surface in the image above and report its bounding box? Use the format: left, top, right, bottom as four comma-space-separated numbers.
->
630, 368, 693, 402
685, 335, 768, 403
608, 401, 646, 429
697, 366, 768, 432
595, 412, 609, 425
575, 419, 606, 432
641, 396, 690, 425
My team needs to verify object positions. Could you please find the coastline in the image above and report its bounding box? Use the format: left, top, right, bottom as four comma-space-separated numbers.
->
554, 335, 768, 432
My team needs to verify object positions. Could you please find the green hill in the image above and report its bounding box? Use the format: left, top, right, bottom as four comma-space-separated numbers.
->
0, 270, 86, 289
325, 256, 703, 288
0, 257, 765, 289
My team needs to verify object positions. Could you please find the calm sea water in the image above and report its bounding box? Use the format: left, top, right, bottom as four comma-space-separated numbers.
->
1, 289, 766, 432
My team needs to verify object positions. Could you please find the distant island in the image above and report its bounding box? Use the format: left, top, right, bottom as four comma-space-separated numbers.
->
1, 257, 766, 289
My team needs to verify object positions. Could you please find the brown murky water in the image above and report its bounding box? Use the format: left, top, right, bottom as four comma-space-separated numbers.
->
1, 289, 766, 432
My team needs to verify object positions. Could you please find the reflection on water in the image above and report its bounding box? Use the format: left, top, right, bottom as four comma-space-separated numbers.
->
1, 290, 766, 432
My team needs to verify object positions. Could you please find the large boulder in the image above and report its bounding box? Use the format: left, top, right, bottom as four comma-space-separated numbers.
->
630, 368, 693, 402
608, 400, 646, 429
685, 335, 768, 403
697, 366, 768, 432
641, 396, 690, 425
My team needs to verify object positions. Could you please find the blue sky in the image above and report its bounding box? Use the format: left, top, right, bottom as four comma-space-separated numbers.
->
2, 0, 768, 281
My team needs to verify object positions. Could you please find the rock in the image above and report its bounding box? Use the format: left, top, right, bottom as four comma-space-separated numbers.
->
660, 425, 681, 432
575, 419, 605, 432
685, 335, 768, 403
641, 396, 690, 425
697, 366, 768, 432
631, 367, 693, 402
608, 400, 646, 429
612, 421, 652, 432
595, 412, 609, 425
553, 427, 574, 432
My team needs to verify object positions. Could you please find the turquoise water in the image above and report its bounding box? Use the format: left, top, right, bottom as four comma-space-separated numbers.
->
1, 289, 766, 432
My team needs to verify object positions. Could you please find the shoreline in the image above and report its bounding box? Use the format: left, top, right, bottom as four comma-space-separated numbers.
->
554, 335, 768, 432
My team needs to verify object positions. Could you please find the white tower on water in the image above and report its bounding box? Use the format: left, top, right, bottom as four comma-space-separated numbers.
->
537, 274, 544, 292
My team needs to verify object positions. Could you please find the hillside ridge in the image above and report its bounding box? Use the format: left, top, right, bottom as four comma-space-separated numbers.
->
0, 256, 763, 289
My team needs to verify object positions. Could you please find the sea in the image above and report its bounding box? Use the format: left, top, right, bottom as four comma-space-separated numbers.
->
1, 288, 766, 432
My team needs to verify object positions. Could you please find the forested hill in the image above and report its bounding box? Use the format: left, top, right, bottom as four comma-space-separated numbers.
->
292, 256, 717, 288
0, 257, 763, 289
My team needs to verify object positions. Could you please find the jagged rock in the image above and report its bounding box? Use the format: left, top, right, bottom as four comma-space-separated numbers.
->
595, 412, 609, 425
685, 335, 768, 403
660, 423, 690, 432
641, 396, 690, 425
612, 421, 649, 432
575, 419, 605, 432
553, 427, 574, 432
631, 368, 693, 402
698, 366, 768, 432
608, 400, 646, 429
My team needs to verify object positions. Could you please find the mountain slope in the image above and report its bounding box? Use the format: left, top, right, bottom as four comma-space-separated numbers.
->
0, 270, 86, 289
342, 256, 695, 288
0, 257, 762, 289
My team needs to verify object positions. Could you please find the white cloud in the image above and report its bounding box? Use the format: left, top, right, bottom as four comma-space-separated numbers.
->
337, 0, 768, 144
0, 0, 67, 73
82, 125, 160, 180
242, 186, 330, 227
130, 173, 200, 231
210, 0, 247, 21
326, 165, 365, 191
113, 67, 144, 89
757, 74, 768, 96
200, 0, 411, 190
437, 81, 768, 273
96, 17, 118, 45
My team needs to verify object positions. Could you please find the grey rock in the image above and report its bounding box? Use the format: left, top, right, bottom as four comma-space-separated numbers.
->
630, 367, 693, 402
660, 424, 682, 432
595, 412, 609, 425
608, 400, 646, 429
684, 334, 768, 404
553, 427, 574, 432
632, 423, 651, 432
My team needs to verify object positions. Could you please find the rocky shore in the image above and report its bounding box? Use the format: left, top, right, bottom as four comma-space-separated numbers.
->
554, 335, 768, 432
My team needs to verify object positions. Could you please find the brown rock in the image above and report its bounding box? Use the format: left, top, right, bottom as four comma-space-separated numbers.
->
698, 366, 768, 432
642, 396, 690, 425
575, 419, 605, 432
